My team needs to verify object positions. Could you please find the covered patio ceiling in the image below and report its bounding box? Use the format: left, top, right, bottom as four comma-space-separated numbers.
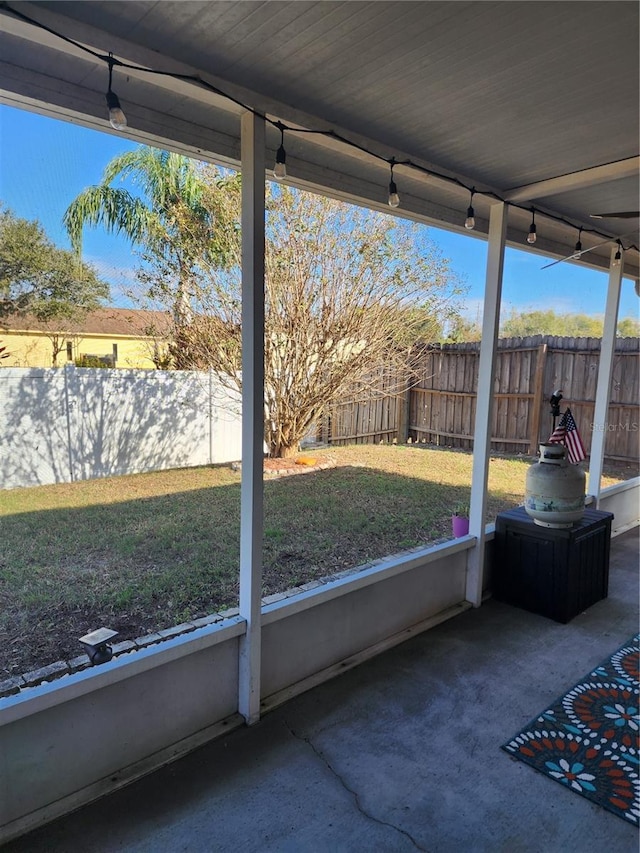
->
1, 0, 638, 280
1, 5, 639, 842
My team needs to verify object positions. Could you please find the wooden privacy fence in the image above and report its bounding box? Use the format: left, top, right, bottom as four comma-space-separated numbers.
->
318, 336, 639, 463
315, 363, 404, 447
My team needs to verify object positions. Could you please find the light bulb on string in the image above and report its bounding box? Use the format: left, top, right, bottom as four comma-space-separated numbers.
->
572, 227, 583, 259
526, 209, 537, 245
387, 158, 400, 208
7, 0, 640, 273
273, 123, 287, 180
464, 188, 475, 230
105, 54, 127, 131
613, 240, 622, 267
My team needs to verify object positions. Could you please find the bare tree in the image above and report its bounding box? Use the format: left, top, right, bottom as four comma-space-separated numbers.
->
65, 148, 464, 455
144, 178, 464, 457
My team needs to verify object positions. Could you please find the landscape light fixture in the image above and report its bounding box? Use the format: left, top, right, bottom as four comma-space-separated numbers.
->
273, 122, 287, 180
387, 158, 400, 208
79, 627, 119, 665
464, 188, 476, 230
527, 209, 537, 244
106, 54, 127, 131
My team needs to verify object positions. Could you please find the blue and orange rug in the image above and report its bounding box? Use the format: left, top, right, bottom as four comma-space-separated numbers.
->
503, 634, 639, 825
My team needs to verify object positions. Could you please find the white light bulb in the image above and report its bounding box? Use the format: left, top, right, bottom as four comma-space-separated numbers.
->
274, 143, 287, 181
388, 178, 400, 208
613, 251, 621, 267
109, 107, 127, 131
106, 91, 127, 131
527, 224, 537, 245
464, 206, 475, 230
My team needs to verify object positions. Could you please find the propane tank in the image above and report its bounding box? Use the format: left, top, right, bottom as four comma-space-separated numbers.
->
525, 443, 585, 528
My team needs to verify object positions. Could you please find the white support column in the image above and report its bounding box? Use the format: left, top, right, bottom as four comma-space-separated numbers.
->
587, 248, 624, 504
238, 111, 265, 725
466, 202, 508, 606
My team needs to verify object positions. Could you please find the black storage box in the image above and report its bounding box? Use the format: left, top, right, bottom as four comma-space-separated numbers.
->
493, 506, 613, 624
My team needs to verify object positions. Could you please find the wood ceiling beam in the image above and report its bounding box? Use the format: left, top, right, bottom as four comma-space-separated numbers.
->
0, 4, 242, 115
503, 157, 640, 202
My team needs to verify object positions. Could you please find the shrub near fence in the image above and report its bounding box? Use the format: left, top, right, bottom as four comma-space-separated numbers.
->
320, 336, 639, 463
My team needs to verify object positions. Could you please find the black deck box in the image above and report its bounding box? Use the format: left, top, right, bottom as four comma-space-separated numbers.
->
493, 506, 613, 623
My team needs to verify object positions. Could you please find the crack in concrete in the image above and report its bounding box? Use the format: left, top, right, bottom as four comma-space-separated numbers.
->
284, 720, 429, 852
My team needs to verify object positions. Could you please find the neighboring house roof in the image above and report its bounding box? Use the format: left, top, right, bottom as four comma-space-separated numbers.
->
0, 307, 172, 337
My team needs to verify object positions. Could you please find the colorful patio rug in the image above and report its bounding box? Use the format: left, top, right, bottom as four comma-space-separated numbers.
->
502, 634, 639, 825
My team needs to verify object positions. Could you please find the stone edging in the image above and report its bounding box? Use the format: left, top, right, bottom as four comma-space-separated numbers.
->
0, 609, 238, 699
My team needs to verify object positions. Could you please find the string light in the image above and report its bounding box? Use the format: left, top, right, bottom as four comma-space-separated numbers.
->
5, 2, 639, 258
526, 209, 537, 245
464, 187, 476, 230
105, 53, 127, 130
273, 122, 287, 180
613, 240, 622, 267
572, 227, 583, 259
387, 158, 400, 208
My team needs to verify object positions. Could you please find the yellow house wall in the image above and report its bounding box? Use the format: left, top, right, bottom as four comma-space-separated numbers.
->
0, 330, 158, 369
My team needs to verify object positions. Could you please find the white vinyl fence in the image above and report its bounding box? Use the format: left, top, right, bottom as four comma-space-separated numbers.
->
0, 367, 242, 490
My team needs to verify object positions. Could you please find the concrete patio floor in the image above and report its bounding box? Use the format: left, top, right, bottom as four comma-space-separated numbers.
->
6, 528, 639, 853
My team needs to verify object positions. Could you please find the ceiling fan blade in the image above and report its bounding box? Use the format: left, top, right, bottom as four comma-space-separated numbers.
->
590, 211, 640, 219
541, 230, 637, 270
541, 244, 604, 269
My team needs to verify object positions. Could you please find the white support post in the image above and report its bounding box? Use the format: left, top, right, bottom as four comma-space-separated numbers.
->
466, 202, 508, 606
587, 247, 624, 504
238, 111, 265, 725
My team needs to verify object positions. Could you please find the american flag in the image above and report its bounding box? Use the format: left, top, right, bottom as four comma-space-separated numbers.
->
548, 408, 586, 464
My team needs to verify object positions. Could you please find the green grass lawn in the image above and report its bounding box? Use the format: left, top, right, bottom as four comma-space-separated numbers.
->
0, 444, 627, 678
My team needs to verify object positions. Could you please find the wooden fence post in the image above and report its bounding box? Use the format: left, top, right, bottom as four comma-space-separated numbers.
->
396, 382, 411, 444
529, 342, 548, 454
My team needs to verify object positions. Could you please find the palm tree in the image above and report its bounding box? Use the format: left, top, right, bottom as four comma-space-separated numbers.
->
64, 147, 235, 340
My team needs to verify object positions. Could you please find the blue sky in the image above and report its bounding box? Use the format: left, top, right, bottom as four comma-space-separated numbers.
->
1, 105, 638, 322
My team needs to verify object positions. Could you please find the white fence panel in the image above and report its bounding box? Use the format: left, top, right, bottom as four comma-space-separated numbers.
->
0, 369, 71, 489
71, 368, 212, 481
209, 375, 243, 464
0, 367, 242, 490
